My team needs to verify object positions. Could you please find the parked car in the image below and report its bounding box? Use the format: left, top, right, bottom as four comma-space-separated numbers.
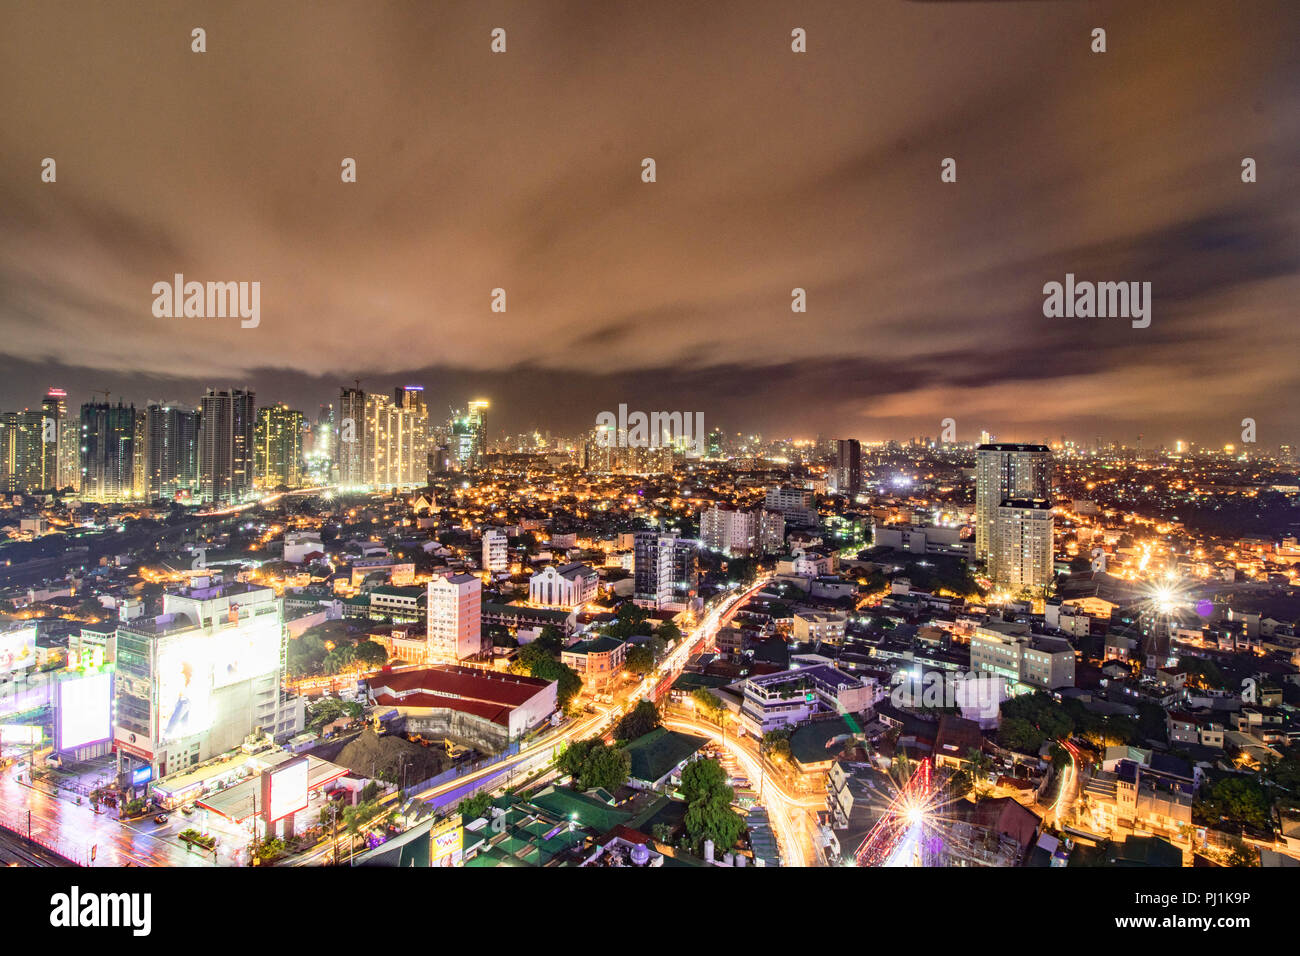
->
181, 804, 194, 816
154, 813, 169, 824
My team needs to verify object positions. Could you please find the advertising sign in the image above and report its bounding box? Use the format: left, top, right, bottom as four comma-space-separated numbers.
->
267, 757, 309, 822
158, 637, 213, 744
56, 669, 114, 751
211, 615, 281, 689
0, 724, 42, 746
0, 626, 36, 675
431, 813, 464, 867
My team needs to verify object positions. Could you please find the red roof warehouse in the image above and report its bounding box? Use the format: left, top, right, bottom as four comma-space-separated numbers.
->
367, 665, 558, 745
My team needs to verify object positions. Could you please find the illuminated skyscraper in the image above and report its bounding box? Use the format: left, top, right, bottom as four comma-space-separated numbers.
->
254, 404, 305, 489
975, 443, 1051, 561
113, 579, 302, 783
79, 400, 138, 501
37, 388, 66, 491
338, 387, 365, 486
482, 528, 508, 572
198, 388, 256, 505
361, 391, 428, 488
835, 438, 862, 496
990, 498, 1054, 592
634, 532, 698, 611
144, 402, 200, 500
467, 399, 489, 464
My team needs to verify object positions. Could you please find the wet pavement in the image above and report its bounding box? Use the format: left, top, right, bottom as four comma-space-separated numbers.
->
0, 768, 217, 867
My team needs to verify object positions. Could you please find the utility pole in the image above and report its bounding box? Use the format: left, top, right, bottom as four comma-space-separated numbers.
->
330, 804, 339, 867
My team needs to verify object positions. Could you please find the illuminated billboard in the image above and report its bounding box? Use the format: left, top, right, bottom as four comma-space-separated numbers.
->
157, 637, 213, 744
211, 615, 281, 689
0, 724, 42, 746
267, 757, 309, 822
0, 626, 36, 675
431, 813, 464, 867
56, 669, 114, 751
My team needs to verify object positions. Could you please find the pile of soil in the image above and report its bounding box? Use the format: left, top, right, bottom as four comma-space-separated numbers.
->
333, 729, 450, 783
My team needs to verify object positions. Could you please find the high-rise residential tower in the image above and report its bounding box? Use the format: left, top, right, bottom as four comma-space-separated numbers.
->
975, 443, 1051, 561
254, 404, 305, 489
198, 388, 256, 505
79, 401, 139, 501
835, 438, 862, 496
991, 498, 1054, 592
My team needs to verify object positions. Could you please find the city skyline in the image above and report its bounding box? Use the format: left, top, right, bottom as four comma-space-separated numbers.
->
2, 1, 1298, 444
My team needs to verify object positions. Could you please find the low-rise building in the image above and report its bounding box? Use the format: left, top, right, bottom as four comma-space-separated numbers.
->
561, 635, 627, 691
792, 610, 848, 645
970, 620, 1075, 692
738, 664, 875, 737
529, 563, 598, 609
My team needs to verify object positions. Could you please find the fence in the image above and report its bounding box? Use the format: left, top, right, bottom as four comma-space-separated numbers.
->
401, 739, 523, 798
0, 809, 86, 865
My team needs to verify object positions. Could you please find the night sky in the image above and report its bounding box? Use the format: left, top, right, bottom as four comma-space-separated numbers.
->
1, 1, 1297, 445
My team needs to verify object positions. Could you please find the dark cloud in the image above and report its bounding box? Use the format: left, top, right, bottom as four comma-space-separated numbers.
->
0, 0, 1297, 446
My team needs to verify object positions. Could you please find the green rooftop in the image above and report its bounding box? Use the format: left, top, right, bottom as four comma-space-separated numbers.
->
622, 727, 707, 785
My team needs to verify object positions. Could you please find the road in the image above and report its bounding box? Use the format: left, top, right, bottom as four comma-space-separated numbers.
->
1042, 738, 1083, 828
291, 703, 618, 866
663, 714, 821, 867
0, 574, 772, 869
296, 577, 777, 866
631, 576, 774, 709
0, 770, 218, 867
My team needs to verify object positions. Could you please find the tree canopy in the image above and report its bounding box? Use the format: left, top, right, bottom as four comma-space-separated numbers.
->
614, 699, 662, 741
679, 758, 745, 853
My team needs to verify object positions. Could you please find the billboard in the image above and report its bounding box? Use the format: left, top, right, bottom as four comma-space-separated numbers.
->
211, 614, 281, 689
0, 626, 36, 675
431, 813, 464, 867
0, 724, 42, 746
267, 757, 309, 822
157, 637, 213, 744
56, 669, 113, 751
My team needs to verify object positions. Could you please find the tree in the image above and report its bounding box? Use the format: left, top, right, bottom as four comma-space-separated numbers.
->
509, 641, 554, 676
557, 738, 631, 792
604, 602, 652, 639
1049, 743, 1070, 772
458, 793, 492, 821
531, 657, 582, 710
558, 739, 595, 779
1196, 775, 1272, 831
307, 696, 347, 732
580, 741, 631, 792
998, 692, 1075, 753
354, 640, 388, 668
625, 645, 655, 677
533, 625, 564, 654
680, 756, 730, 805
965, 747, 994, 792
683, 790, 745, 854
511, 642, 582, 709
1224, 836, 1259, 867
691, 688, 725, 725
949, 770, 974, 797
761, 729, 792, 762
654, 621, 682, 644
679, 758, 745, 853
614, 699, 661, 741
288, 634, 329, 677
